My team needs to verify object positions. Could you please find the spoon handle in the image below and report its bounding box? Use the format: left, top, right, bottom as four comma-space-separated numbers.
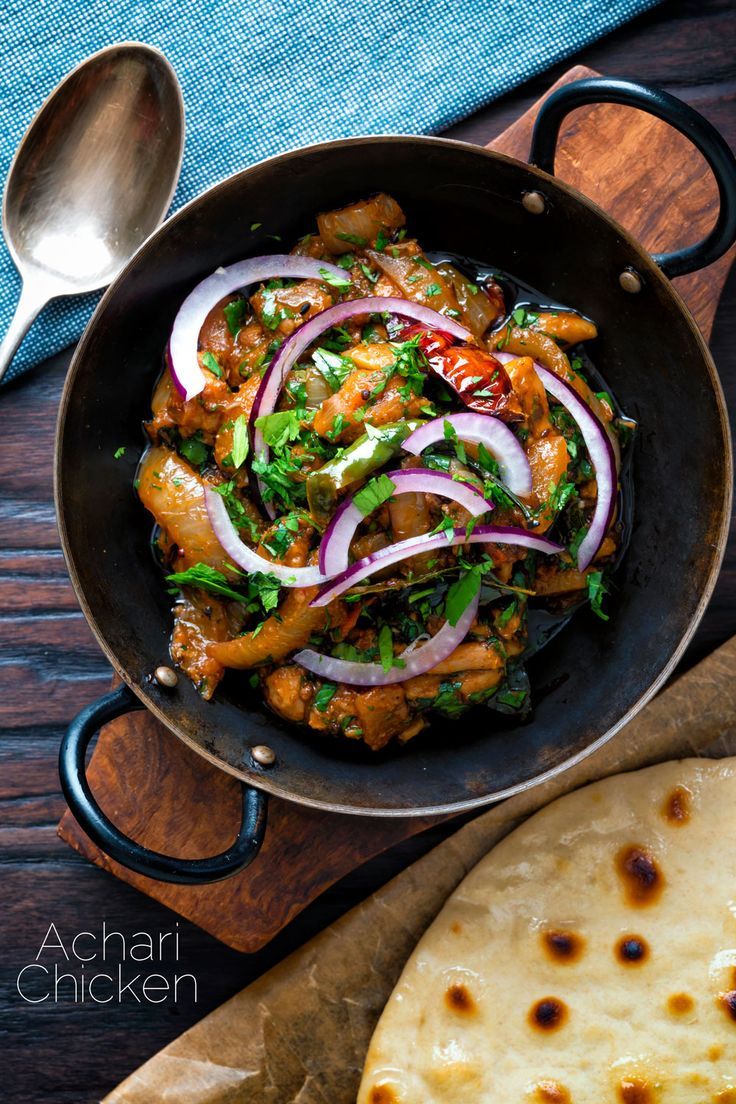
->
0, 280, 53, 385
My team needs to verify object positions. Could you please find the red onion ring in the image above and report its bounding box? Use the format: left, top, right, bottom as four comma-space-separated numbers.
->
169, 256, 346, 401
250, 297, 471, 515
294, 592, 480, 687
533, 366, 617, 570
403, 412, 532, 497
204, 486, 328, 586
312, 524, 563, 607
319, 468, 494, 576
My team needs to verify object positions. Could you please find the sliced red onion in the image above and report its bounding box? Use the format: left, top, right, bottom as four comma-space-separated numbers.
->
169, 256, 346, 401
534, 366, 617, 571
403, 412, 532, 497
251, 297, 471, 515
295, 592, 480, 687
204, 486, 328, 586
318, 468, 494, 576
312, 524, 562, 607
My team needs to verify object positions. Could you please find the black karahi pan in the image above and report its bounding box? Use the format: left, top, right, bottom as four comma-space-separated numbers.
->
56, 79, 736, 884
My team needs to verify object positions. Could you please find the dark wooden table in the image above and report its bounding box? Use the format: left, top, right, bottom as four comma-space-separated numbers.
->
1, 2, 734, 1099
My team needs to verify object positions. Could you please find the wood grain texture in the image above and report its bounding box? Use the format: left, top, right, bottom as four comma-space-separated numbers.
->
1, 2, 734, 1100
57, 57, 736, 955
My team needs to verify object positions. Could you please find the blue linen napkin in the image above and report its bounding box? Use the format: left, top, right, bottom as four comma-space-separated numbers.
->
1, 0, 660, 384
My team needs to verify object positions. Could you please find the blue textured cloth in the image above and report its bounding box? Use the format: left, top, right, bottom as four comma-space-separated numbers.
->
2, 0, 660, 383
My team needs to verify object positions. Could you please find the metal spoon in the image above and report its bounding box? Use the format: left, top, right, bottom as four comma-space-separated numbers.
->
0, 42, 184, 383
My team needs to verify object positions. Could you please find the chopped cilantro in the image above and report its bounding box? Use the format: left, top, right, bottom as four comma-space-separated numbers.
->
314, 681, 338, 712
445, 566, 482, 626
336, 231, 367, 246
113, 446, 126, 460
327, 412, 348, 441
511, 306, 540, 329
212, 480, 259, 540
223, 298, 247, 337
424, 283, 441, 298
431, 515, 456, 541
497, 599, 517, 628
230, 414, 249, 468
319, 267, 352, 291
359, 262, 378, 284
166, 563, 247, 604
255, 409, 302, 449
353, 474, 396, 517
377, 624, 405, 672
375, 228, 389, 252
201, 351, 223, 378
586, 570, 609, 621
443, 419, 466, 463
333, 642, 365, 663
179, 433, 209, 467
250, 222, 262, 231
312, 346, 354, 391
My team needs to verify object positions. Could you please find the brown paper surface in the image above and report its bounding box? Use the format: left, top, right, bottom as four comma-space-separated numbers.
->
104, 635, 736, 1104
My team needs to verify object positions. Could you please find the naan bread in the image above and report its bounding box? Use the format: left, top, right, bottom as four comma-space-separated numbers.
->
358, 758, 736, 1104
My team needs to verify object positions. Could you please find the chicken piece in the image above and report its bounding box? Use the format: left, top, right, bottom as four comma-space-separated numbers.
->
389, 491, 433, 576
368, 245, 462, 320
251, 278, 334, 338
313, 359, 426, 443
403, 669, 503, 705
262, 666, 311, 724
426, 641, 505, 676
351, 685, 413, 751
434, 263, 502, 338
531, 310, 597, 346
317, 193, 406, 254
526, 434, 570, 533
533, 565, 589, 597
197, 298, 274, 384
147, 368, 231, 444
137, 447, 230, 571
505, 355, 553, 438
491, 325, 615, 437
213, 375, 261, 470
208, 584, 328, 669
170, 592, 234, 699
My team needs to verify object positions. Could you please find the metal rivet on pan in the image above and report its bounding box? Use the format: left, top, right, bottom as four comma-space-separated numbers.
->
252, 744, 276, 768
522, 190, 546, 215
619, 268, 643, 294
153, 665, 178, 688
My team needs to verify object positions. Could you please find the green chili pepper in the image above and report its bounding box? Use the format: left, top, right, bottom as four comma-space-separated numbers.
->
306, 420, 423, 524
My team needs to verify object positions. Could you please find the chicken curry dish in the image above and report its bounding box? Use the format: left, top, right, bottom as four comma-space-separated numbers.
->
137, 193, 631, 751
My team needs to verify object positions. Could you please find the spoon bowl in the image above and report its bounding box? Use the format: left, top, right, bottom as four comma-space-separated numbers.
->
0, 42, 184, 382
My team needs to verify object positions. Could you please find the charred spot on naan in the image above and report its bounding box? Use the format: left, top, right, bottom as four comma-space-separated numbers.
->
662, 784, 693, 825
445, 981, 476, 1014
541, 929, 585, 963
667, 992, 695, 1016
617, 1078, 654, 1104
616, 845, 665, 906
616, 934, 649, 965
717, 989, 736, 1023
528, 997, 568, 1032
368, 1087, 398, 1104
449, 920, 463, 935
531, 1081, 571, 1103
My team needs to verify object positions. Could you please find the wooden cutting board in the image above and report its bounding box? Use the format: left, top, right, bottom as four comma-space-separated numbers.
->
58, 64, 736, 953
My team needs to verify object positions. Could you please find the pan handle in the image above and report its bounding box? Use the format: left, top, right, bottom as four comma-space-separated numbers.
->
528, 77, 736, 280
59, 684, 268, 885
